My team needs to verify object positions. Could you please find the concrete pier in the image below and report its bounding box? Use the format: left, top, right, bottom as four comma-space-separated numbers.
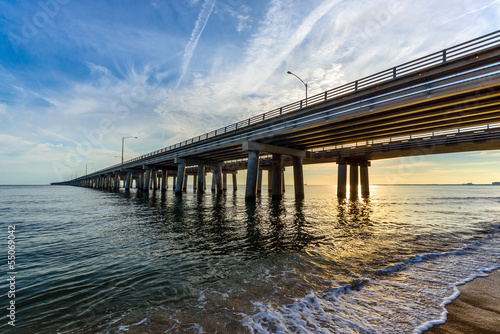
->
215, 166, 223, 194
360, 161, 370, 198
268, 169, 272, 193
211, 171, 216, 193
161, 169, 167, 192
125, 171, 132, 190
293, 156, 304, 199
175, 162, 186, 195
153, 172, 158, 191
232, 172, 238, 192
245, 150, 260, 201
223, 172, 227, 192
257, 169, 263, 194
349, 162, 359, 199
197, 165, 205, 194
272, 154, 283, 200
143, 169, 151, 191
337, 160, 347, 199
183, 174, 188, 192
193, 174, 198, 191
113, 174, 120, 190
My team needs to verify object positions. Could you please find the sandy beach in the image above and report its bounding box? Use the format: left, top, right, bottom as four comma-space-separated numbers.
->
425, 269, 500, 333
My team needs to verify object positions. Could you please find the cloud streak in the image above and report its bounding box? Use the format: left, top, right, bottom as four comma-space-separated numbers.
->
176, 0, 216, 89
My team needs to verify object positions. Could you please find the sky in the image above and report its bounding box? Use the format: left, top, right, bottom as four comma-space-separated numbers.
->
0, 0, 500, 185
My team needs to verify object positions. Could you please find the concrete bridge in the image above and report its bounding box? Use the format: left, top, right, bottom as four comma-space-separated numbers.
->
53, 31, 500, 201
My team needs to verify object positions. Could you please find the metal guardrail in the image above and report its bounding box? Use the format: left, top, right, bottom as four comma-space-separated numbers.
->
94, 30, 500, 175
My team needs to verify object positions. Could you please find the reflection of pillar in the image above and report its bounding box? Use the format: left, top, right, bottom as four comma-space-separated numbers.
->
360, 161, 370, 198
350, 162, 359, 199
272, 154, 283, 200
197, 165, 204, 194
245, 150, 260, 201
293, 156, 304, 200
232, 173, 237, 192
175, 162, 186, 195
257, 169, 263, 194
337, 159, 347, 199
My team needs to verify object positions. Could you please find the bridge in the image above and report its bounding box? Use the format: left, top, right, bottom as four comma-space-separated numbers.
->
53, 30, 500, 201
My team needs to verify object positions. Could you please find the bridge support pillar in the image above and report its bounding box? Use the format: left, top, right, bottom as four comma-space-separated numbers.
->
272, 154, 283, 200
143, 169, 151, 191
337, 160, 347, 199
125, 171, 132, 190
113, 174, 120, 190
268, 169, 272, 193
257, 169, 262, 194
161, 169, 167, 192
211, 171, 216, 193
193, 174, 197, 191
360, 161, 370, 198
223, 172, 227, 192
215, 166, 223, 195
175, 162, 186, 195
293, 157, 304, 200
197, 165, 205, 194
349, 162, 359, 199
282, 167, 286, 193
233, 172, 238, 192
245, 150, 260, 201
183, 173, 188, 192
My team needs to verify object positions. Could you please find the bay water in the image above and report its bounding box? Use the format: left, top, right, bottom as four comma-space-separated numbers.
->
0, 184, 499, 333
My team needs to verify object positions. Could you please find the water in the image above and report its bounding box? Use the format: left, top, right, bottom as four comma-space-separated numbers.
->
0, 184, 499, 333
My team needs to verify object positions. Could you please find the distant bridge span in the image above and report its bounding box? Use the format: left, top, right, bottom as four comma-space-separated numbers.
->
54, 31, 500, 200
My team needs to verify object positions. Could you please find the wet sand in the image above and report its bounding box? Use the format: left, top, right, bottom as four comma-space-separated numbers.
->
425, 269, 500, 334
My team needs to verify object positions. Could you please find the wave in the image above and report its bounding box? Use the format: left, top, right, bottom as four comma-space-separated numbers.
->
241, 234, 500, 334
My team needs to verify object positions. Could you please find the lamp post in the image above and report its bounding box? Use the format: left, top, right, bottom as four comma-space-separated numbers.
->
122, 136, 137, 170
86, 163, 94, 176
287, 71, 308, 106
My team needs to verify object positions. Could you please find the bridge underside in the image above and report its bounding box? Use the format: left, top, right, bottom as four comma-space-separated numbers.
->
57, 36, 500, 200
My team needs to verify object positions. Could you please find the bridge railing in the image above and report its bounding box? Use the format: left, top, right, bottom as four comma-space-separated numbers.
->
112, 30, 500, 171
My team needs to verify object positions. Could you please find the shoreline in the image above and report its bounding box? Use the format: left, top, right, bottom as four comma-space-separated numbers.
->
423, 269, 500, 333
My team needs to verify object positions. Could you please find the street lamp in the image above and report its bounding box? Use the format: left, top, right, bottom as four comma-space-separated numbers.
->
122, 136, 138, 170
287, 71, 308, 106
86, 163, 94, 176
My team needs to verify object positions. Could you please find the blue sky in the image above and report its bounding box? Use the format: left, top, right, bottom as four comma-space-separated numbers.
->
1, 0, 500, 185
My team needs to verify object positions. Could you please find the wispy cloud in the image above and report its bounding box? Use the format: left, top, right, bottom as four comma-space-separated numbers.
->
177, 0, 216, 88
469, 151, 500, 157
378, 162, 437, 169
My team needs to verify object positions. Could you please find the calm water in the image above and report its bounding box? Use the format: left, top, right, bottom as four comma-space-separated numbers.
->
0, 184, 499, 333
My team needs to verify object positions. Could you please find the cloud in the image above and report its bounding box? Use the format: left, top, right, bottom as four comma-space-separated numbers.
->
0, 103, 8, 116
378, 162, 437, 169
177, 0, 216, 88
469, 151, 500, 157
432, 169, 490, 173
